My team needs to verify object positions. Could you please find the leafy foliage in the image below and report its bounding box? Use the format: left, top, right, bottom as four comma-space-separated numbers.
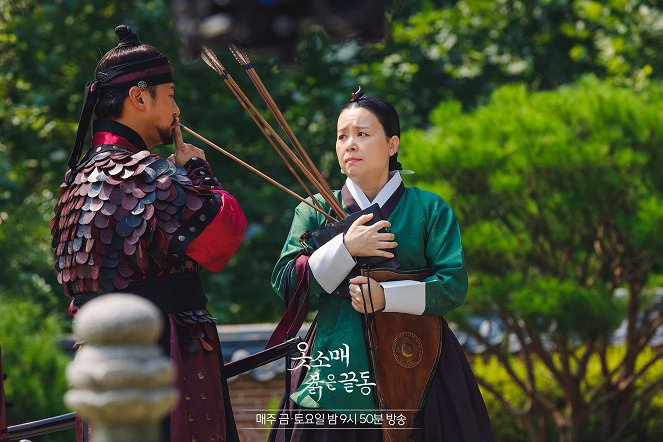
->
404, 76, 663, 440
353, 0, 663, 126
0, 299, 72, 441
472, 345, 663, 441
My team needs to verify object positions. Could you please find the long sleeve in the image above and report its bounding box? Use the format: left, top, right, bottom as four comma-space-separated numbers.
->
271, 196, 352, 305
421, 202, 468, 315
382, 193, 467, 316
168, 157, 247, 272
307, 233, 356, 293
271, 201, 322, 303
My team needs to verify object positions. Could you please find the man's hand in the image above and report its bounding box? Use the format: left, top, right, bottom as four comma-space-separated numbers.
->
168, 118, 206, 166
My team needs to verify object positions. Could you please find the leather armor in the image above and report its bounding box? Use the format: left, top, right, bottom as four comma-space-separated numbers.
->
51, 144, 222, 301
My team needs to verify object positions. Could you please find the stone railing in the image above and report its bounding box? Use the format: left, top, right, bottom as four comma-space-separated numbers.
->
4, 293, 303, 441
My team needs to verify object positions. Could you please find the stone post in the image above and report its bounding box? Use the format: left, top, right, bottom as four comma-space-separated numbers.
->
64, 293, 178, 442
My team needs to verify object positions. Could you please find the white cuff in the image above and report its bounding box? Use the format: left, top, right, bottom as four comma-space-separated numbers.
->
308, 233, 356, 293
381, 280, 426, 315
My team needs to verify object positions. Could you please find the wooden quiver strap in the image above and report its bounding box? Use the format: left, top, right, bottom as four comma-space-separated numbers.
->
360, 267, 442, 442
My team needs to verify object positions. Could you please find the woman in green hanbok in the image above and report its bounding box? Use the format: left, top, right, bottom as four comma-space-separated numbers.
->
268, 90, 494, 442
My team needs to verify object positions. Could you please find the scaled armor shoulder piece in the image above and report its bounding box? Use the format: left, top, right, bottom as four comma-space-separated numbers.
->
51, 146, 217, 298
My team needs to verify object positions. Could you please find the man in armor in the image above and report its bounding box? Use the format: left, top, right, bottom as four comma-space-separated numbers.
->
50, 25, 246, 441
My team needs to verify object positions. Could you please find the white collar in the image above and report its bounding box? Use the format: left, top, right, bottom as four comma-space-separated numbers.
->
345, 171, 402, 210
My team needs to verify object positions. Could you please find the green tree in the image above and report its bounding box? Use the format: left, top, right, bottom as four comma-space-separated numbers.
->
0, 299, 72, 441
352, 0, 663, 126
402, 76, 663, 441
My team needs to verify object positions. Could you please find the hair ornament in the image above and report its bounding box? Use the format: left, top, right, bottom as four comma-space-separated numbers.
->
137, 80, 147, 91
350, 86, 365, 102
